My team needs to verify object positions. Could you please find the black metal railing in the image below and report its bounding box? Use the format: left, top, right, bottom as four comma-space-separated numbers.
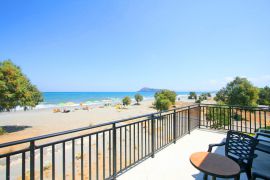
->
200, 104, 270, 133
1, 104, 269, 180
0, 105, 200, 180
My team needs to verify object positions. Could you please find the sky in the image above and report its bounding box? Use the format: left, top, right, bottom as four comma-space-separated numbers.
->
1, 0, 270, 92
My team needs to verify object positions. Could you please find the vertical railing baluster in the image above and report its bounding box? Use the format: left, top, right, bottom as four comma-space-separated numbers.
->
125, 126, 127, 168
137, 123, 139, 160
144, 121, 147, 156
129, 125, 131, 166
103, 132, 105, 179
120, 127, 122, 171
254, 110, 257, 132
199, 105, 201, 129
62, 142, 65, 180
188, 107, 190, 134
141, 122, 143, 159
173, 110, 177, 143
81, 137, 84, 180
259, 110, 262, 129
72, 139, 75, 180
151, 114, 155, 158
240, 109, 243, 132
229, 107, 232, 130
245, 109, 247, 133
30, 141, 35, 180
40, 147, 43, 180
264, 111, 267, 129
109, 130, 112, 176
22, 152, 25, 180
133, 124, 135, 163
89, 136, 92, 180
96, 133, 99, 180
6, 156, 10, 180
52, 144, 55, 180
112, 123, 117, 179
249, 108, 252, 134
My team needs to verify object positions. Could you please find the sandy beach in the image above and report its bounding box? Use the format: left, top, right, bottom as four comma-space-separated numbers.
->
0, 100, 157, 144
0, 100, 197, 144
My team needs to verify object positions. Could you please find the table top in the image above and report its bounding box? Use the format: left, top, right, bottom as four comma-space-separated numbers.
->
190, 152, 240, 178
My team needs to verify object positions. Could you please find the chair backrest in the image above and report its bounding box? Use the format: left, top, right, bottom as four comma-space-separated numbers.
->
225, 130, 258, 165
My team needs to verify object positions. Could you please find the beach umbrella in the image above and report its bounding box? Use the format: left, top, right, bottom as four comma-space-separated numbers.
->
65, 102, 75, 106
58, 102, 65, 107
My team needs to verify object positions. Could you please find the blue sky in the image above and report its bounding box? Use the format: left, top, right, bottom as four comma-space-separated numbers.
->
1, 0, 270, 92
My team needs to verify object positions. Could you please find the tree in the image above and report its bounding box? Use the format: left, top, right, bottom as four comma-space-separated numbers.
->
122, 96, 131, 106
258, 86, 270, 105
154, 90, 176, 105
0, 60, 43, 111
188, 92, 197, 100
134, 93, 143, 105
154, 90, 176, 111
214, 77, 259, 106
154, 94, 172, 111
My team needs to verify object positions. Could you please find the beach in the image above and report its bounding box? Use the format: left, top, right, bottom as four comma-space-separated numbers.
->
0, 100, 158, 144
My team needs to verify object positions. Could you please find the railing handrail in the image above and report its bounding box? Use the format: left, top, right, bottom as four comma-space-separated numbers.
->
200, 103, 270, 110
0, 105, 199, 148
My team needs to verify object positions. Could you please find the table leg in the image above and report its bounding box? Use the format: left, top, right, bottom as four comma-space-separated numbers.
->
211, 176, 216, 180
203, 174, 208, 180
234, 174, 240, 180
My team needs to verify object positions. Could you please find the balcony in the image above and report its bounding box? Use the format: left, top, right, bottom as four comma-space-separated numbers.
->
118, 129, 270, 180
0, 104, 269, 180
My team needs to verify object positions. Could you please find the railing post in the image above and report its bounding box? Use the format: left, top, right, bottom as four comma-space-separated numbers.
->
173, 109, 177, 144
229, 107, 232, 130
30, 141, 35, 180
188, 106, 190, 134
151, 114, 155, 158
198, 104, 201, 129
112, 123, 117, 179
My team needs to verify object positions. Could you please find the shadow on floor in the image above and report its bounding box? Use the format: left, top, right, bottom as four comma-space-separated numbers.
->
1, 125, 32, 133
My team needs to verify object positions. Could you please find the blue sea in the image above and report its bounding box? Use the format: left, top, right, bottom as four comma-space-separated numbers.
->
37, 92, 195, 109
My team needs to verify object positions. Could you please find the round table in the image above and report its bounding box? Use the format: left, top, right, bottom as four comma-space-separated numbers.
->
190, 152, 240, 180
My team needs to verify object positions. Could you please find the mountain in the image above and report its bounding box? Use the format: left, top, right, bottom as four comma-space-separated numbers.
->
138, 87, 162, 92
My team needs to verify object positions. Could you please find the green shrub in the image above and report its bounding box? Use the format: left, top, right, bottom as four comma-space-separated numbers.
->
135, 94, 143, 104
188, 92, 197, 100
0, 127, 6, 135
122, 96, 131, 106
154, 90, 176, 105
206, 107, 230, 129
154, 95, 172, 111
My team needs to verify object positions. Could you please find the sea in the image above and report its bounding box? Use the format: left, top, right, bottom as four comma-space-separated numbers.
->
33, 91, 203, 109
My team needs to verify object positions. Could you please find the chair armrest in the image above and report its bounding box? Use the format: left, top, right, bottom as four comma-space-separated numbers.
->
208, 142, 226, 152
258, 129, 270, 133
255, 132, 270, 139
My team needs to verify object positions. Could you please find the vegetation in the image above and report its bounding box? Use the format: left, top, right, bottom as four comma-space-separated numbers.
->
258, 86, 270, 105
195, 92, 211, 103
214, 77, 259, 106
188, 92, 197, 100
0, 127, 6, 135
134, 93, 143, 105
206, 107, 230, 129
155, 90, 177, 105
154, 90, 176, 111
122, 96, 131, 106
0, 60, 43, 111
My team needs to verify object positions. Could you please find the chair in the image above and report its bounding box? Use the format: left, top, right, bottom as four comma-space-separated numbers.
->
208, 130, 258, 179
255, 129, 270, 154
251, 171, 270, 180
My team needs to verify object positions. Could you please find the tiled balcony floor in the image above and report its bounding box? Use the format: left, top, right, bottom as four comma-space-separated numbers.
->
118, 129, 270, 180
